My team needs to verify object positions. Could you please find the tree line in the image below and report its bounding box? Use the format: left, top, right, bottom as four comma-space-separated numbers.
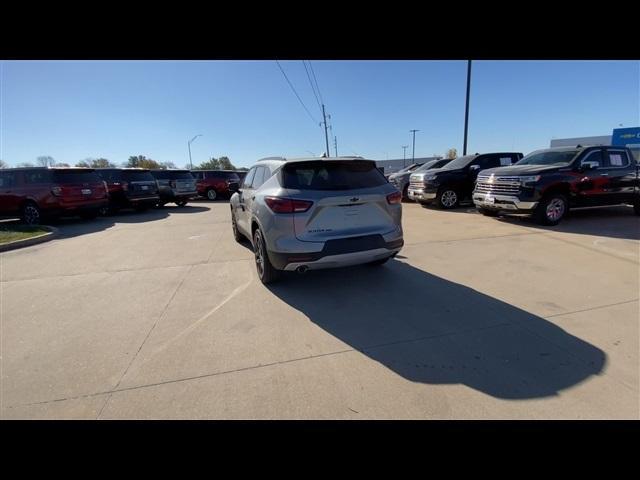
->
1, 155, 248, 171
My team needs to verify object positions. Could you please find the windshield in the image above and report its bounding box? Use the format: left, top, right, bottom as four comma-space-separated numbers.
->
439, 155, 476, 170
516, 149, 579, 166
413, 159, 442, 173
283, 160, 387, 190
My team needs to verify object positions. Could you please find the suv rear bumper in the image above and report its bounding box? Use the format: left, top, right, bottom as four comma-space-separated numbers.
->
473, 193, 538, 212
267, 235, 404, 271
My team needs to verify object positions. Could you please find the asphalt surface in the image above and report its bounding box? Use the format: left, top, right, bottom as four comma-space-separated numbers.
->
1, 200, 638, 419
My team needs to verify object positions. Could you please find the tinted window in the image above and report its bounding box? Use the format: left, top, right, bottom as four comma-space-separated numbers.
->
605, 150, 630, 168
253, 166, 270, 189
96, 169, 121, 182
24, 170, 51, 184
151, 170, 193, 180
191, 171, 203, 180
439, 155, 477, 170
580, 150, 603, 168
242, 167, 257, 188
52, 170, 102, 183
413, 160, 442, 172
122, 170, 155, 182
0, 171, 18, 188
282, 160, 387, 190
517, 149, 579, 166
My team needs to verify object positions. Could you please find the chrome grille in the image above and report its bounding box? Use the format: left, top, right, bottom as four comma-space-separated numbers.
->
409, 180, 424, 189
475, 175, 521, 196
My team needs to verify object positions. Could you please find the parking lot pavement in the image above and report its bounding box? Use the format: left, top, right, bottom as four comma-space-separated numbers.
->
1, 201, 638, 419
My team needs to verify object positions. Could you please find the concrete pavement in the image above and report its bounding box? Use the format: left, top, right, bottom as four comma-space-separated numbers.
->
1, 201, 638, 419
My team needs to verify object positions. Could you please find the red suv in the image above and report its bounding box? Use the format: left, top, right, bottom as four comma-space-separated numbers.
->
0, 167, 108, 225
191, 170, 241, 200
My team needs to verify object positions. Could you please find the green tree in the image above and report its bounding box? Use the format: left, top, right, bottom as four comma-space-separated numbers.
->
159, 161, 176, 169
56, 163, 71, 167
77, 158, 115, 168
125, 155, 163, 169
193, 156, 237, 170
218, 156, 236, 170
446, 148, 458, 159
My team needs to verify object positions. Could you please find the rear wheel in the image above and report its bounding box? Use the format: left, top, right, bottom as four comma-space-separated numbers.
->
478, 207, 499, 217
21, 202, 42, 225
253, 227, 280, 284
206, 188, 217, 201
175, 200, 188, 207
436, 187, 459, 209
534, 193, 568, 226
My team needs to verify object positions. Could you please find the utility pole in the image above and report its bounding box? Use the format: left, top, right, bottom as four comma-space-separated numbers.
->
322, 104, 330, 157
463, 60, 472, 155
334, 136, 338, 157
409, 130, 419, 164
402, 145, 408, 168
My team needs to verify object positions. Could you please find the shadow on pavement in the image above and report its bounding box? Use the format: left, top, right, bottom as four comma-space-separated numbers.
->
495, 205, 640, 241
268, 259, 606, 400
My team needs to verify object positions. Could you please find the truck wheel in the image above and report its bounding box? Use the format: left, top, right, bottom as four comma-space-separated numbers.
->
478, 207, 499, 217
21, 202, 42, 225
253, 227, 280, 284
175, 200, 188, 207
534, 194, 568, 226
206, 188, 217, 201
436, 187, 460, 209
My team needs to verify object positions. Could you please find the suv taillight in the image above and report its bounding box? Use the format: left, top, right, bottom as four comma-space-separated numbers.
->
386, 191, 402, 205
51, 185, 62, 196
264, 196, 313, 213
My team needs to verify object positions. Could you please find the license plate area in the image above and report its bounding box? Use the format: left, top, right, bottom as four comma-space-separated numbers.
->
81, 189, 92, 195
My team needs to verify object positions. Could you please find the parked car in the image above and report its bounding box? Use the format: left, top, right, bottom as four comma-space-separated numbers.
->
0, 167, 108, 225
191, 170, 241, 200
150, 169, 197, 207
384, 162, 423, 180
473, 145, 640, 225
408, 152, 523, 208
389, 158, 452, 200
95, 168, 160, 214
229, 156, 404, 284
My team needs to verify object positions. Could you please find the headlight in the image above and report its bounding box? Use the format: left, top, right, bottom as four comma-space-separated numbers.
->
519, 175, 541, 185
423, 174, 437, 181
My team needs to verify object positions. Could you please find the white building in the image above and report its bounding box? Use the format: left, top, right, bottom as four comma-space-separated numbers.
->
550, 135, 611, 147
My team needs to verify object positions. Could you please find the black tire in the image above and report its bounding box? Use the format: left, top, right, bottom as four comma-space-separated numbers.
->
79, 209, 99, 220
231, 210, 243, 243
21, 202, 42, 225
419, 202, 431, 208
253, 227, 280, 284
175, 200, 188, 207
206, 188, 218, 201
436, 187, 460, 209
155, 201, 167, 209
402, 185, 409, 201
534, 193, 568, 226
134, 203, 150, 212
478, 207, 499, 217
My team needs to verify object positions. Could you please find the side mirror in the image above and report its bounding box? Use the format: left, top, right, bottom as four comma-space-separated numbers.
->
469, 165, 480, 172
228, 181, 240, 193
579, 161, 599, 171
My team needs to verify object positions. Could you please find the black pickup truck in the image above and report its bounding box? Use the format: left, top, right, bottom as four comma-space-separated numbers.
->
473, 145, 640, 225
408, 152, 523, 208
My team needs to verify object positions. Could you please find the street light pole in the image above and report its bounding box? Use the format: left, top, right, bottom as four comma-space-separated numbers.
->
409, 130, 419, 165
463, 60, 472, 155
188, 134, 202, 170
402, 145, 408, 167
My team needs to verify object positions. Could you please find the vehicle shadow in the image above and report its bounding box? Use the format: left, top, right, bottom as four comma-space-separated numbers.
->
268, 260, 606, 400
495, 205, 640, 241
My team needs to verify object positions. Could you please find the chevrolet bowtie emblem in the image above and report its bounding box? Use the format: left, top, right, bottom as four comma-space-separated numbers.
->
349, 197, 359, 202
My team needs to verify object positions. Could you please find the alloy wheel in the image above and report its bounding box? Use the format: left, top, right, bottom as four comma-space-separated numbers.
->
207, 189, 217, 201
23, 205, 40, 225
546, 198, 565, 222
441, 190, 458, 208
254, 230, 265, 278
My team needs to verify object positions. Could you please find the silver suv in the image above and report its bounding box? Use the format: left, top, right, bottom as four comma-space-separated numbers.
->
229, 156, 404, 284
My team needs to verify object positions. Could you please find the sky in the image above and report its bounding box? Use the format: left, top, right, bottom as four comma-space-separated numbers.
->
1, 60, 638, 168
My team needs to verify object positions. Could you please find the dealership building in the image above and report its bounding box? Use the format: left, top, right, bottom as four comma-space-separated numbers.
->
550, 127, 640, 160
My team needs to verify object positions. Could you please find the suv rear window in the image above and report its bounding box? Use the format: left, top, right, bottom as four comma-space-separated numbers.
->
52, 170, 102, 183
96, 169, 121, 182
282, 160, 387, 190
151, 170, 194, 180
122, 170, 156, 181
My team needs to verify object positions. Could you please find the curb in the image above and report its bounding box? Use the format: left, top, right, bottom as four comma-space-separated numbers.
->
0, 226, 59, 253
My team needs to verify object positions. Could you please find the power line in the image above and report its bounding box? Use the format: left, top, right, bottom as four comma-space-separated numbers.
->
308, 61, 324, 105
275, 60, 319, 126
302, 61, 322, 112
